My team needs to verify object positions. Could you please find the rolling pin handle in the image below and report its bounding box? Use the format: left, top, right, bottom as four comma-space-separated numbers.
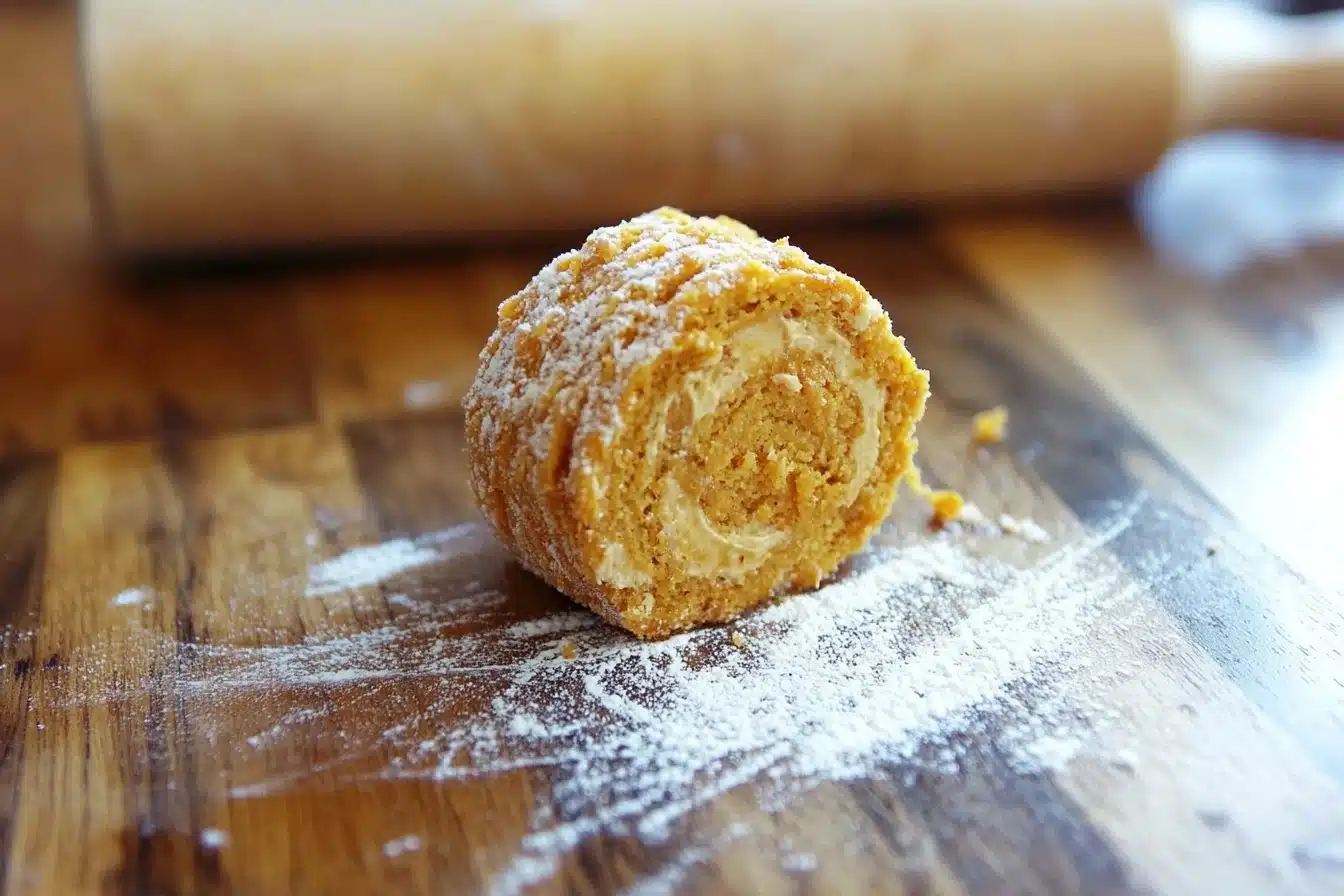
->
1178, 3, 1344, 141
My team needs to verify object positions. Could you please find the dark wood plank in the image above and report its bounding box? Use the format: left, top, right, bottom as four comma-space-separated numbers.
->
0, 5, 316, 456
0, 457, 56, 890
0, 274, 320, 456
0, 458, 54, 651
344, 412, 480, 536
5, 443, 189, 893
300, 253, 550, 423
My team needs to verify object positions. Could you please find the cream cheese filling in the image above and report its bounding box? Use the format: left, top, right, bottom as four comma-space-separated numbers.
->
595, 315, 885, 587
596, 542, 651, 588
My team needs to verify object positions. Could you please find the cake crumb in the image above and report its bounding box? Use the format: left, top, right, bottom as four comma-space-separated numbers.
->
972, 406, 1009, 444
772, 373, 803, 392
560, 641, 578, 661
928, 490, 965, 529
903, 467, 967, 529
730, 631, 747, 649
903, 466, 967, 529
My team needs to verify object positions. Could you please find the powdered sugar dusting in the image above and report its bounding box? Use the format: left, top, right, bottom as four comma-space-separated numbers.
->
37, 500, 1149, 892
246, 707, 328, 748
1002, 728, 1087, 775
200, 828, 230, 849
110, 587, 152, 607
403, 380, 447, 409
135, 497, 1139, 891
780, 852, 819, 874
460, 208, 856, 553
383, 835, 423, 858
625, 822, 755, 896
939, 503, 1054, 543
305, 539, 442, 597
999, 513, 1052, 543
305, 524, 487, 597
466, 514, 1136, 893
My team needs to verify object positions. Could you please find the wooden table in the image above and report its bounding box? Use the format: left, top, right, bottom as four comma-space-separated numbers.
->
3, 5, 1343, 895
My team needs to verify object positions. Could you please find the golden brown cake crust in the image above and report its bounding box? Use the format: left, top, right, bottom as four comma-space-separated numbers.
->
462, 208, 929, 639
972, 405, 1010, 445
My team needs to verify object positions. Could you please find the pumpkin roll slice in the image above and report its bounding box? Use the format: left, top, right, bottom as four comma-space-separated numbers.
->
463, 207, 929, 639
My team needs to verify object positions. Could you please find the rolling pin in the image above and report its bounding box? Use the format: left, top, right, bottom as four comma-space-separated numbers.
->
80, 0, 1344, 254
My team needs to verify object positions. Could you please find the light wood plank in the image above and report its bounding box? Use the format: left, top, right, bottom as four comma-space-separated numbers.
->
935, 205, 1344, 591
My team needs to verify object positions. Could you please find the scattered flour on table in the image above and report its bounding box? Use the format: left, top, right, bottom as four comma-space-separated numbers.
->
624, 822, 755, 896
403, 380, 447, 409
1002, 730, 1086, 775
110, 587, 152, 607
166, 500, 1148, 894
998, 513, 1052, 544
43, 505, 1142, 892
1293, 838, 1344, 872
246, 707, 330, 748
305, 524, 488, 597
780, 852, 819, 874
944, 503, 1053, 543
200, 828, 230, 849
383, 835, 423, 858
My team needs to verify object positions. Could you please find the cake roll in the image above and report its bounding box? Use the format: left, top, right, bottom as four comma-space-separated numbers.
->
463, 208, 929, 639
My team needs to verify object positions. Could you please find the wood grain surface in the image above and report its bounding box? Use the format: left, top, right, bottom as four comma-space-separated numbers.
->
3, 4, 1343, 895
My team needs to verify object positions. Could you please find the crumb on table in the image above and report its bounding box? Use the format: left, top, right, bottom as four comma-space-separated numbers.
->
928, 490, 965, 528
730, 630, 747, 649
971, 405, 1009, 444
560, 641, 577, 661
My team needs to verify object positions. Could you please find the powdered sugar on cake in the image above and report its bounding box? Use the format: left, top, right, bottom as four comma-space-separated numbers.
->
459, 207, 913, 638
462, 209, 847, 474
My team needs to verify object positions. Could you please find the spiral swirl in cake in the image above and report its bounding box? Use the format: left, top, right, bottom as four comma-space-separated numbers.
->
463, 208, 928, 639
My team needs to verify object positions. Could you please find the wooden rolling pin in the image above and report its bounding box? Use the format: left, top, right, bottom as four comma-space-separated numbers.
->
80, 0, 1344, 254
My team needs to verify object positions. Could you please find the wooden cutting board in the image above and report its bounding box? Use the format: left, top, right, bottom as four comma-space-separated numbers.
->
3, 5, 1343, 895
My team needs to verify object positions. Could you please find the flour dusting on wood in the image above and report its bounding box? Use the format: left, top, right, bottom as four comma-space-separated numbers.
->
383, 835, 423, 858
109, 587, 152, 607
304, 524, 488, 597
35, 502, 1150, 893
199, 828, 230, 849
